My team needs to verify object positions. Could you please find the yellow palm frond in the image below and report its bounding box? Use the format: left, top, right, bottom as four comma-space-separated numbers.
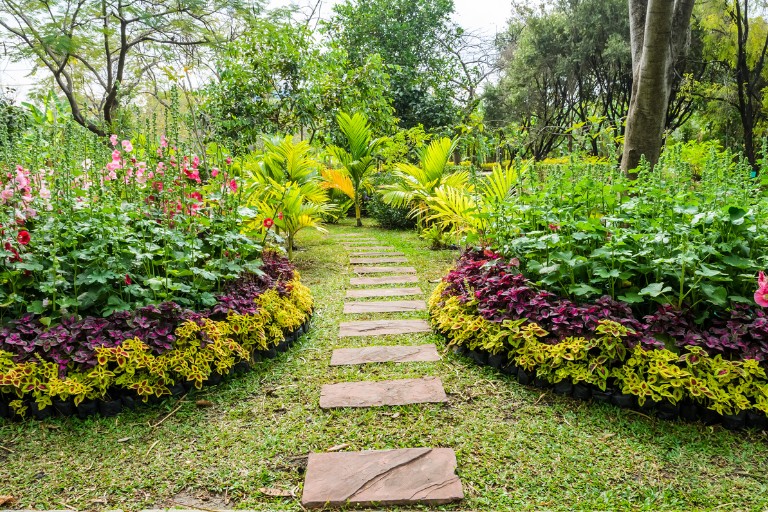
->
321, 168, 356, 201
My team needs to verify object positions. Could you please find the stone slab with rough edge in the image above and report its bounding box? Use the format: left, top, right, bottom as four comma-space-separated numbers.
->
319, 377, 447, 408
347, 246, 397, 252
350, 275, 419, 286
344, 300, 427, 314
346, 287, 422, 298
354, 266, 417, 274
339, 319, 431, 337
349, 251, 405, 257
330, 344, 441, 365
350, 256, 409, 264
343, 240, 379, 245
301, 447, 463, 508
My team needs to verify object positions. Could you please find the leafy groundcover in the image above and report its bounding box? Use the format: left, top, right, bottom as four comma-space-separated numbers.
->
429, 250, 768, 431
0, 252, 313, 420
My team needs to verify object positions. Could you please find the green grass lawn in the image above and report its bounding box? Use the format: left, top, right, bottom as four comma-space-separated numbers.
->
1, 218, 767, 511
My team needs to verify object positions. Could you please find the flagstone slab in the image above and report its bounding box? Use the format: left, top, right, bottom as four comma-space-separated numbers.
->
349, 251, 404, 257
350, 275, 419, 286
343, 240, 379, 245
301, 447, 463, 508
319, 377, 447, 408
346, 287, 422, 298
339, 319, 431, 337
354, 266, 417, 274
347, 246, 397, 252
330, 344, 441, 365
350, 257, 409, 264
344, 300, 427, 314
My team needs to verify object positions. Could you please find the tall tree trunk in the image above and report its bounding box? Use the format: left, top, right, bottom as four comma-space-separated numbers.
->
622, 0, 695, 177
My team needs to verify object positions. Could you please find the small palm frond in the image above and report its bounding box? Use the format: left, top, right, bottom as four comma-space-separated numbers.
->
321, 168, 356, 201
421, 137, 459, 183
480, 161, 524, 204
426, 186, 480, 233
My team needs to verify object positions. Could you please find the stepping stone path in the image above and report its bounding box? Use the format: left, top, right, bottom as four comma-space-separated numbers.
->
343, 299, 427, 314
346, 287, 422, 298
301, 231, 463, 509
350, 275, 419, 286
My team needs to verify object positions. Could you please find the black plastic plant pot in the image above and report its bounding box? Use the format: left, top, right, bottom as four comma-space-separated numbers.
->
468, 349, 489, 366
29, 400, 52, 421
532, 377, 550, 389
591, 389, 613, 404
53, 399, 76, 417
572, 384, 592, 401
121, 392, 137, 410
516, 368, 531, 386
553, 380, 574, 397
637, 398, 656, 415
263, 347, 278, 359
76, 399, 98, 419
487, 353, 507, 370
98, 398, 123, 417
611, 392, 634, 409
679, 401, 698, 422
277, 339, 290, 353
655, 400, 679, 421
722, 411, 747, 431
746, 411, 768, 430
0, 400, 8, 419
205, 372, 223, 386
500, 363, 519, 378
450, 345, 467, 356
169, 382, 186, 397
698, 406, 721, 426
233, 361, 251, 374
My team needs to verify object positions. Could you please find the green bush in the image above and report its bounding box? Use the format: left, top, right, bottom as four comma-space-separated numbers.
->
368, 172, 417, 229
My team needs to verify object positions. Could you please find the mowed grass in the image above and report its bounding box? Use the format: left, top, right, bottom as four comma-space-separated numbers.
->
1, 217, 767, 511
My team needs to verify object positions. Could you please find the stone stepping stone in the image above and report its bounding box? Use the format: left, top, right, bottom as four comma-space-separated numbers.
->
330, 344, 441, 365
343, 240, 379, 245
319, 377, 447, 408
301, 447, 463, 508
339, 319, 431, 337
346, 287, 422, 298
350, 256, 409, 264
347, 246, 397, 252
349, 251, 404, 257
350, 275, 419, 286
344, 300, 427, 314
354, 266, 417, 274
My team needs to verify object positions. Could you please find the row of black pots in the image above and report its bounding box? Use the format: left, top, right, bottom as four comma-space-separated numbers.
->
0, 313, 313, 422
457, 344, 768, 432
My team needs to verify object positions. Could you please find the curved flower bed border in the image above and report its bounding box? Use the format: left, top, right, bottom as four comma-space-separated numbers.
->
0, 256, 313, 421
429, 256, 768, 432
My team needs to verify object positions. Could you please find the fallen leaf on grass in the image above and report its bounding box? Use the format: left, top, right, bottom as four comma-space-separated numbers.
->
117, 437, 132, 443
326, 443, 349, 452
90, 498, 108, 505
195, 400, 214, 408
0, 496, 17, 507
258, 487, 294, 498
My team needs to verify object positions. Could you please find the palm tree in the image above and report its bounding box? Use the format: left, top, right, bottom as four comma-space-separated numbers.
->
324, 112, 386, 227
245, 135, 334, 259
379, 136, 466, 226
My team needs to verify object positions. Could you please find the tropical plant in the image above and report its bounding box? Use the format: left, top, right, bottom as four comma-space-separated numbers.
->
324, 112, 386, 227
244, 135, 333, 258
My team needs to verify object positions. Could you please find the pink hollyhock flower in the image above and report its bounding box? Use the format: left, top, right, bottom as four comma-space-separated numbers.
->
15, 169, 29, 189
160, 135, 168, 148
225, 157, 232, 165
228, 179, 237, 192
125, 274, 132, 285
263, 217, 274, 228
112, 150, 121, 161
192, 155, 200, 169
189, 191, 203, 202
755, 271, 768, 307
548, 224, 560, 231
110, 134, 118, 146
211, 168, 219, 177
121, 140, 133, 152
277, 212, 284, 220
1, 187, 13, 202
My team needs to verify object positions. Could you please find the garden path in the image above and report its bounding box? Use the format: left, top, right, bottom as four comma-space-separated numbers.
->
301, 233, 464, 509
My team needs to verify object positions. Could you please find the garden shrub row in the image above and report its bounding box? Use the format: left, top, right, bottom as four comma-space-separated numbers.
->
429, 250, 768, 430
0, 252, 313, 420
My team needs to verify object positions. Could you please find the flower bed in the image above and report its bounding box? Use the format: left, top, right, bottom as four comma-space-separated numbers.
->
429, 250, 768, 430
0, 251, 313, 420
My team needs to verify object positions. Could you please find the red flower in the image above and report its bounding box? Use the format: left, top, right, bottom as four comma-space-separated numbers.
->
263, 217, 274, 228
17, 230, 30, 245
277, 212, 284, 220
548, 224, 560, 231
125, 274, 132, 285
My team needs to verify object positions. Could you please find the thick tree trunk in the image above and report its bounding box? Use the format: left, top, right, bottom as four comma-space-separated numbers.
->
622, 0, 695, 176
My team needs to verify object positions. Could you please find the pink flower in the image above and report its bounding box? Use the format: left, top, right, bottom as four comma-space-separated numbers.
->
225, 157, 232, 165
112, 150, 121, 161
160, 135, 168, 148
228, 179, 237, 192
1, 188, 13, 202
192, 155, 200, 169
548, 224, 560, 231
17, 230, 30, 245
110, 134, 118, 146
755, 271, 768, 307
125, 274, 132, 285
121, 140, 133, 152
211, 168, 219, 177
277, 212, 284, 220
188, 191, 203, 202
